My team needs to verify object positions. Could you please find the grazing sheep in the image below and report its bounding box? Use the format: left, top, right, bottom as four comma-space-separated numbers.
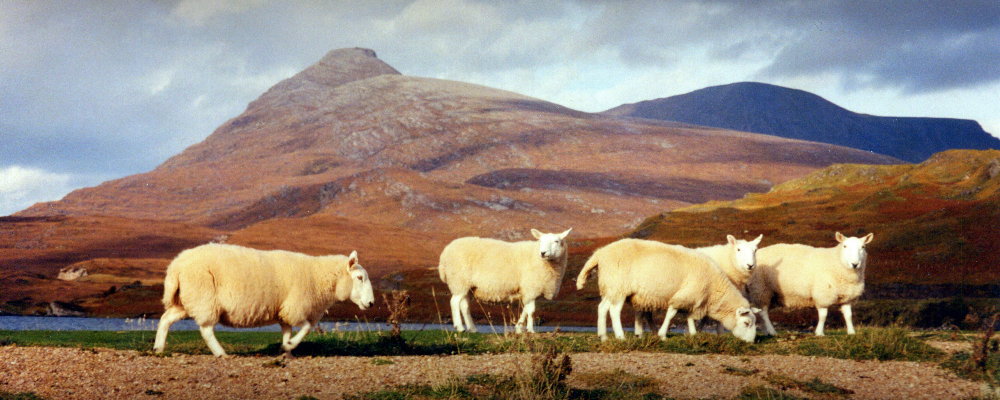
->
576, 238, 759, 343
634, 234, 763, 336
438, 228, 571, 333
152, 244, 375, 357
748, 232, 873, 336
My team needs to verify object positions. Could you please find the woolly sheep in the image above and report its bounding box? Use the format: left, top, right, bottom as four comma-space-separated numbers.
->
576, 238, 759, 343
152, 243, 375, 357
748, 232, 873, 336
438, 228, 571, 333
634, 234, 763, 336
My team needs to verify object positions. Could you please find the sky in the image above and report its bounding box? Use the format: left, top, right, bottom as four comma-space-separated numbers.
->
1, 0, 999, 216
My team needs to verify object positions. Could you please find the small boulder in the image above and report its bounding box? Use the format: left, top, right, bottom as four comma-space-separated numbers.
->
57, 266, 88, 281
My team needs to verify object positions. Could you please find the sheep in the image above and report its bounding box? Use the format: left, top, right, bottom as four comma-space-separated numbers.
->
152, 243, 375, 357
633, 234, 763, 336
576, 238, 759, 343
748, 232, 873, 336
438, 228, 571, 333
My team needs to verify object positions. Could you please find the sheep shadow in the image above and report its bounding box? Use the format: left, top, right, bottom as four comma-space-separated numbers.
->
246, 331, 471, 357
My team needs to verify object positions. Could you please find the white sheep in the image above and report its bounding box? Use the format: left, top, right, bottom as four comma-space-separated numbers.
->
152, 243, 375, 357
748, 232, 873, 336
576, 238, 759, 342
634, 234, 763, 336
438, 228, 571, 333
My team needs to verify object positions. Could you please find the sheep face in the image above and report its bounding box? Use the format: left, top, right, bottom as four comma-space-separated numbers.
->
346, 251, 375, 310
728, 307, 760, 343
835, 232, 873, 270
727, 234, 763, 272
531, 228, 572, 262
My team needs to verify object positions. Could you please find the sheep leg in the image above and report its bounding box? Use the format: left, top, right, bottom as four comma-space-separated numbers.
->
633, 311, 644, 336
841, 304, 856, 335
658, 307, 678, 340
280, 323, 293, 351
521, 300, 537, 333
687, 317, 698, 336
758, 306, 777, 336
460, 296, 476, 333
450, 294, 466, 332
597, 299, 611, 341
283, 321, 314, 355
815, 307, 829, 336
198, 325, 227, 357
153, 306, 187, 353
515, 303, 526, 334
609, 300, 626, 340
634, 311, 653, 336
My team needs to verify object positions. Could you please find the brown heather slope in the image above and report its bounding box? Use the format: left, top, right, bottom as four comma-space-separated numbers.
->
5, 48, 898, 316
629, 149, 1000, 287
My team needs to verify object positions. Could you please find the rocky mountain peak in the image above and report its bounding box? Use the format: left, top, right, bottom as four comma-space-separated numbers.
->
305, 47, 401, 87
245, 47, 401, 111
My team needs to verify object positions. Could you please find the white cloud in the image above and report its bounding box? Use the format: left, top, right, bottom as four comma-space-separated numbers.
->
171, 0, 267, 26
0, 165, 74, 216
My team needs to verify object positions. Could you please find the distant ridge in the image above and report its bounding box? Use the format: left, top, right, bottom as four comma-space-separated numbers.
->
604, 82, 1000, 162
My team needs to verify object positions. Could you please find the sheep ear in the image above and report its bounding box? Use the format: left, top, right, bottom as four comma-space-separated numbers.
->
531, 229, 543, 239
559, 228, 572, 239
347, 250, 359, 269
751, 307, 762, 313
727, 235, 737, 245
835, 232, 846, 243
863, 233, 874, 244
752, 234, 763, 245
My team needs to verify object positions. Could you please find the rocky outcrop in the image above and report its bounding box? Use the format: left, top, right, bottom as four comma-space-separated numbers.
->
47, 301, 86, 317
57, 267, 88, 281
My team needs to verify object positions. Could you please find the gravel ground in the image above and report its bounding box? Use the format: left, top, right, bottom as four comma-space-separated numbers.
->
0, 345, 988, 400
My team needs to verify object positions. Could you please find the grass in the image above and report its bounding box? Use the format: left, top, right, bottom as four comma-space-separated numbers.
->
0, 393, 46, 400
345, 349, 667, 400
762, 374, 853, 397
736, 386, 806, 400
0, 327, 944, 361
794, 327, 943, 361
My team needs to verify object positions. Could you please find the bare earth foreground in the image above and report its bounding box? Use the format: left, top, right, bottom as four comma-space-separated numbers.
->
0, 346, 986, 399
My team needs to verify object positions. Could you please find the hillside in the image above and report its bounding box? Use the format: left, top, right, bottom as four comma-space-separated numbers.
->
629, 149, 1000, 288
604, 82, 1000, 162
4, 48, 898, 317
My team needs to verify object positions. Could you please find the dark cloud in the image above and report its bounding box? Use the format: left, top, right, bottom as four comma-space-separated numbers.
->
752, 1, 1000, 92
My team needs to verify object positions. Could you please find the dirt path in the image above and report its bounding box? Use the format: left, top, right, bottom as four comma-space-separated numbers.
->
0, 346, 987, 399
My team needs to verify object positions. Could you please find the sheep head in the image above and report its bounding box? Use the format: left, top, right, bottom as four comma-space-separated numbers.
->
346, 250, 375, 310
835, 232, 873, 270
727, 234, 763, 272
728, 306, 760, 343
532, 228, 572, 262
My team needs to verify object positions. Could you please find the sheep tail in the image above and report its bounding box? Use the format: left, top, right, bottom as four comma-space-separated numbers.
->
161, 267, 181, 309
437, 264, 447, 284
576, 256, 599, 290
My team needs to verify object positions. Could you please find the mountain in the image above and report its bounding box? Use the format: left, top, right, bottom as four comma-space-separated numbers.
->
604, 82, 1000, 163
5, 48, 898, 316
629, 149, 1000, 288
